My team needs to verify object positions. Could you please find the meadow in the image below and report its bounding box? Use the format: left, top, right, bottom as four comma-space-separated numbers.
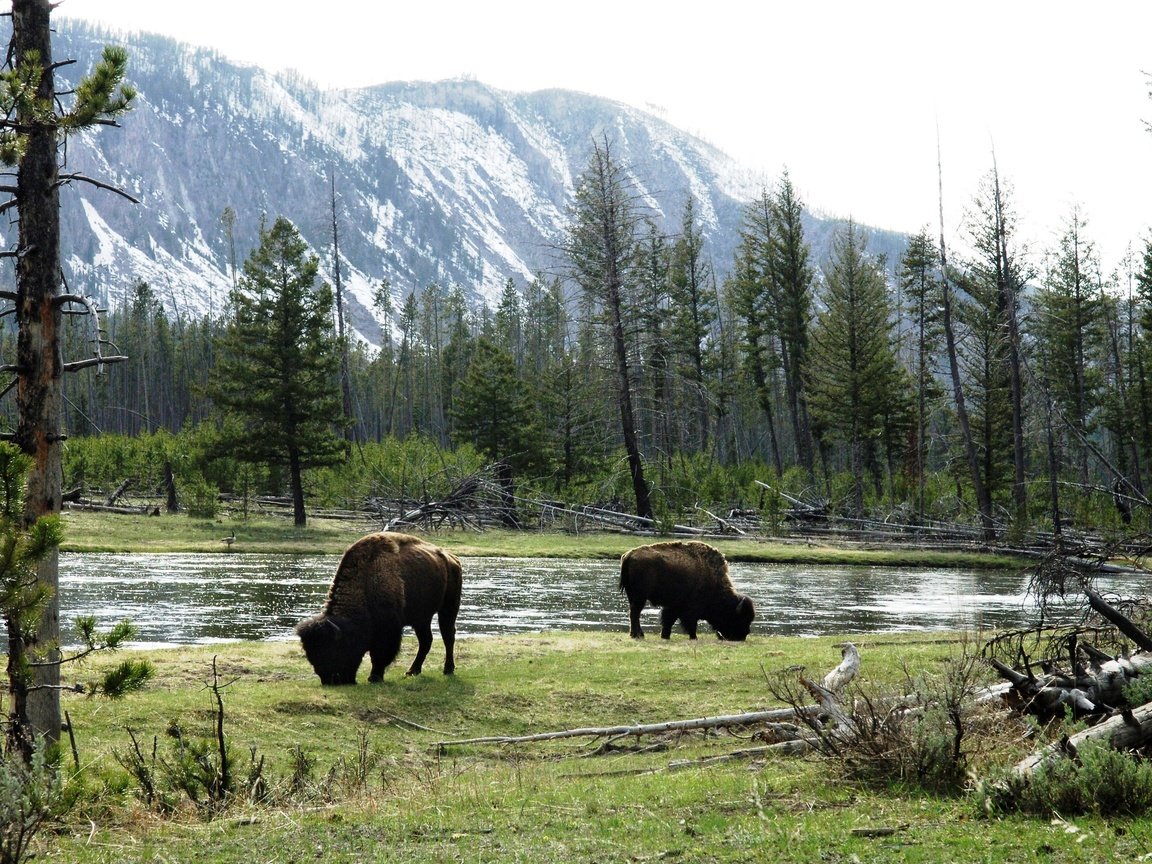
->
32, 631, 1148, 863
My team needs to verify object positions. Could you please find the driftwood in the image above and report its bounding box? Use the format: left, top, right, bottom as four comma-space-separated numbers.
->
1013, 702, 1152, 778
436, 645, 861, 764
989, 586, 1152, 787
63, 500, 159, 516
990, 590, 1152, 718
435, 706, 820, 751
104, 477, 134, 506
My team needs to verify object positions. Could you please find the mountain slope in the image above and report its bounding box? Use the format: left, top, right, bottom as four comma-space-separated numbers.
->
21, 21, 905, 345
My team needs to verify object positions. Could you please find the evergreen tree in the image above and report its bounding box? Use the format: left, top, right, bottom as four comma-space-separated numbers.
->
729, 190, 784, 474
564, 137, 652, 520
1031, 209, 1107, 486
1, 0, 135, 744
208, 216, 346, 526
807, 222, 911, 517
452, 334, 547, 524
898, 228, 944, 519
768, 171, 816, 473
960, 169, 1030, 524
667, 195, 716, 451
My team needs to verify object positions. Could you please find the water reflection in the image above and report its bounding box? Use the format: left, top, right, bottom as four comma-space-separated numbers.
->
50, 552, 1108, 647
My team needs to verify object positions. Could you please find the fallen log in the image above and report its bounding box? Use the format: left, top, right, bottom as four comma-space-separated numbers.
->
104, 477, 135, 507
435, 706, 821, 751
989, 590, 1152, 717
1086, 588, 1152, 653
1013, 701, 1152, 778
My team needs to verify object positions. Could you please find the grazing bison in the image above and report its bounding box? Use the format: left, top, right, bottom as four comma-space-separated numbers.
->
619, 540, 754, 641
296, 532, 462, 685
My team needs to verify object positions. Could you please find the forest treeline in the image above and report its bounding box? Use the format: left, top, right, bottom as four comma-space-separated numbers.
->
8, 145, 1151, 538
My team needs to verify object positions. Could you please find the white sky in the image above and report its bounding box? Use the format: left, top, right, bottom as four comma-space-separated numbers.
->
60, 0, 1152, 275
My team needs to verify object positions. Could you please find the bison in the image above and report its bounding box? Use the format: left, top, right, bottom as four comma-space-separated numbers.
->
618, 540, 754, 640
296, 532, 462, 685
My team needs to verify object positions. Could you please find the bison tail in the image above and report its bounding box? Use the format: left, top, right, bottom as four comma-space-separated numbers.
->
618, 550, 632, 594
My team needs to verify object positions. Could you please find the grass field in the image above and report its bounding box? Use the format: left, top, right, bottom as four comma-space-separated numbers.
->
59, 509, 1029, 570
28, 632, 1149, 863
26, 512, 1116, 862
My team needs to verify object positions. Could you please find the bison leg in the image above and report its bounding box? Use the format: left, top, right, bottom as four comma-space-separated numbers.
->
406, 620, 434, 676
438, 588, 461, 675
681, 618, 700, 639
439, 617, 457, 676
368, 628, 403, 683
628, 600, 645, 639
660, 608, 679, 640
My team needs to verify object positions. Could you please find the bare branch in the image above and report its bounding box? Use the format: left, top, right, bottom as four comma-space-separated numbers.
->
61, 354, 128, 373
54, 173, 139, 203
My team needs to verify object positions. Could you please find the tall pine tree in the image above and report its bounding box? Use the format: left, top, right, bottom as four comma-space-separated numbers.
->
209, 217, 346, 526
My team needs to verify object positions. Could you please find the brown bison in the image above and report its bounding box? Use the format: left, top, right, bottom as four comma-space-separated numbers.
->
296, 532, 462, 685
619, 540, 754, 640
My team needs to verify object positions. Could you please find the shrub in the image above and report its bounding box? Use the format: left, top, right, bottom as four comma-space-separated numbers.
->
0, 738, 64, 864
977, 741, 1152, 817
767, 639, 1001, 795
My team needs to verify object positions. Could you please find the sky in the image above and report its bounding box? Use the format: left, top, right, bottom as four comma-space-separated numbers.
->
61, 0, 1152, 275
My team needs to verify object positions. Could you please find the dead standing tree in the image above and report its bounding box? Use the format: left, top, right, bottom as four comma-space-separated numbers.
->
0, 0, 134, 745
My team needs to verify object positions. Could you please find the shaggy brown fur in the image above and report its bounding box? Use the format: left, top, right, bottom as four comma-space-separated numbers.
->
296, 532, 462, 685
618, 540, 754, 640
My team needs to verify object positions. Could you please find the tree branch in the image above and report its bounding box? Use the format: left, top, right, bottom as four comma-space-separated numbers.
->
54, 173, 139, 203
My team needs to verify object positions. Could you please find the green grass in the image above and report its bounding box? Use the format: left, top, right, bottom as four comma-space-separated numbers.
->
33, 633, 1152, 862
60, 510, 1028, 569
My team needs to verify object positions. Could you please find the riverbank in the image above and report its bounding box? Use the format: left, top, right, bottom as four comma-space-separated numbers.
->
41, 633, 1144, 862
60, 509, 1030, 568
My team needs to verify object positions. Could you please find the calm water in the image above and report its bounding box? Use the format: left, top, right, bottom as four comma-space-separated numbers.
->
49, 552, 1113, 648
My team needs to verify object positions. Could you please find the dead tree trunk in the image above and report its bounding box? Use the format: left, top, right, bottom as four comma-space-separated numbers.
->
991, 590, 1152, 718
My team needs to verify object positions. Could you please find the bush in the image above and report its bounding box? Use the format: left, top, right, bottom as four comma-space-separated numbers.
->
0, 738, 64, 864
767, 639, 1001, 795
977, 741, 1152, 817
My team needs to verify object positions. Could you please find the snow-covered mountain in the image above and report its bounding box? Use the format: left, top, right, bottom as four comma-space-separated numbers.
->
25, 21, 905, 345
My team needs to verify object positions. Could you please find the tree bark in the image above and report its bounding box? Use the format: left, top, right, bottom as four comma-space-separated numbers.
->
12, 0, 63, 745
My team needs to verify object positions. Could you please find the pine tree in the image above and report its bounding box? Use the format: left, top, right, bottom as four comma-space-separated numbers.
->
729, 189, 784, 474
960, 169, 1030, 524
452, 334, 547, 525
807, 222, 911, 517
1031, 209, 1106, 486
565, 137, 652, 520
667, 196, 716, 451
208, 216, 347, 526
768, 171, 816, 473
898, 228, 944, 520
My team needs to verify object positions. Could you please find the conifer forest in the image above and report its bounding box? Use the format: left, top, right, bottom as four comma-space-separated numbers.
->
7, 143, 1150, 543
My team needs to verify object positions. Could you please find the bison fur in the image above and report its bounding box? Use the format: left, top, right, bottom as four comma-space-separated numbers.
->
296, 532, 462, 685
619, 540, 754, 640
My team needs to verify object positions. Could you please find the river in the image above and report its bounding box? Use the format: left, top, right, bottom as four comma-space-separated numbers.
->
49, 551, 1107, 648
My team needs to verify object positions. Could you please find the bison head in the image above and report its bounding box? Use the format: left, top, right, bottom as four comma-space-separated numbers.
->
296, 615, 363, 685
715, 595, 755, 641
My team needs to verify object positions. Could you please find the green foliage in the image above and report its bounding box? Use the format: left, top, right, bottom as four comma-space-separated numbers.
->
451, 335, 548, 476
0, 737, 63, 864
0, 444, 64, 701
207, 216, 347, 524
63, 46, 136, 128
93, 660, 154, 700
979, 742, 1152, 817
1122, 673, 1152, 708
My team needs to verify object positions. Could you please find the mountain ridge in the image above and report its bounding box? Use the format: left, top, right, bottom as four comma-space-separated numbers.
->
22, 20, 907, 345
